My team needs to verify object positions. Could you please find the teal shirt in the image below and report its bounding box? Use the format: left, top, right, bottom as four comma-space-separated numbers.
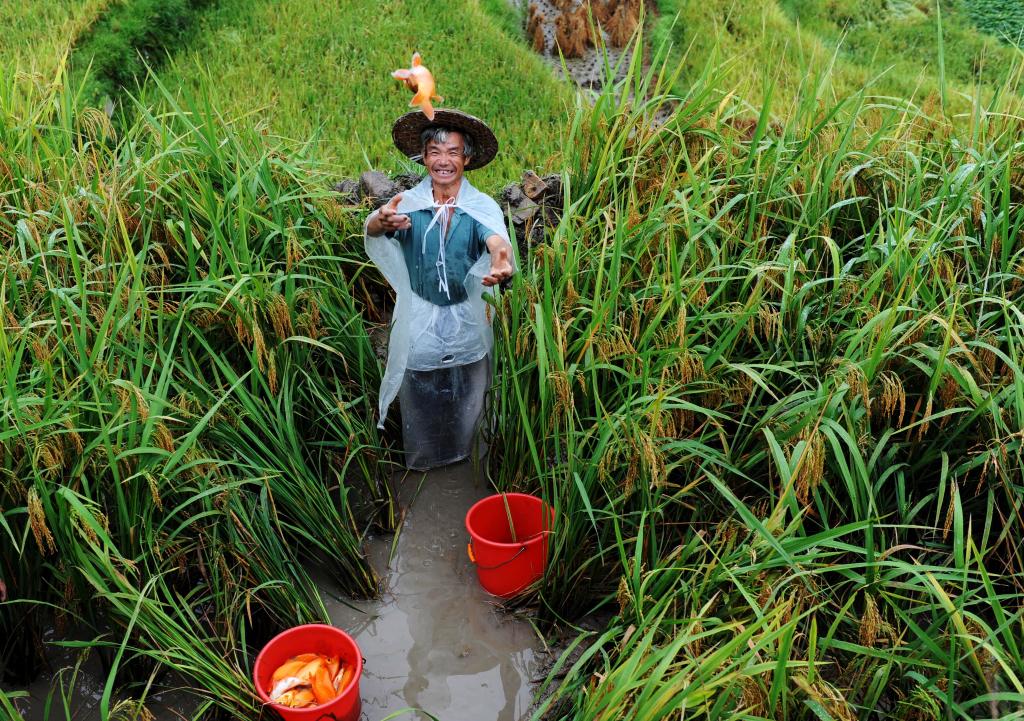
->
390, 207, 499, 306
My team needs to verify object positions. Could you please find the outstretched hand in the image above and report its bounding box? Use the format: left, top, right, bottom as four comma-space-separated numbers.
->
483, 245, 513, 287
376, 193, 411, 233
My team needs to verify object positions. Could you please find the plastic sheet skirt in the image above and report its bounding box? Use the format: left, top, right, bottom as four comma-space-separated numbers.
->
398, 355, 490, 470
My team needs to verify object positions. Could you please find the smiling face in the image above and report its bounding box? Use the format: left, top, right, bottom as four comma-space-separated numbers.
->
423, 131, 468, 193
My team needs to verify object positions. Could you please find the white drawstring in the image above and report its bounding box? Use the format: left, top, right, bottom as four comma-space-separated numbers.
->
422, 196, 458, 300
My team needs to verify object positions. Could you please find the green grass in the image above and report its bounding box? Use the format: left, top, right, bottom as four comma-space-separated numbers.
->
964, 0, 1024, 45
781, 0, 1023, 90
0, 0, 114, 76
2, 5, 1024, 721
151, 0, 573, 191
652, 0, 1024, 120
69, 0, 214, 104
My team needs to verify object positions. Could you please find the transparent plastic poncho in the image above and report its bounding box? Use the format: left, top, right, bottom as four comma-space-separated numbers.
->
364, 176, 513, 429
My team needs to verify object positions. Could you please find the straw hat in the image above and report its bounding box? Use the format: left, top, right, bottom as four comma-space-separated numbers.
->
392, 109, 498, 171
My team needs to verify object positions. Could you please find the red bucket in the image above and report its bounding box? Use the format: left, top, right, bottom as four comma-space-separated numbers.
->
466, 493, 553, 598
253, 624, 362, 721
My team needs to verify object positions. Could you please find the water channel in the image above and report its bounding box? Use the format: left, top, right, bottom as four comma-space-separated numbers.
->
325, 462, 543, 721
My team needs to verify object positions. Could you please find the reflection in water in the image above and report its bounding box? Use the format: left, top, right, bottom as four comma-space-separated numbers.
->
327, 462, 541, 721
2, 632, 198, 721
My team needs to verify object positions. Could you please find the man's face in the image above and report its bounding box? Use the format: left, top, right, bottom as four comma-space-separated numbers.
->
423, 132, 468, 188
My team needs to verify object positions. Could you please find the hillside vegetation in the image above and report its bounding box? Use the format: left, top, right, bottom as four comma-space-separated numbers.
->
2, 2, 1024, 720
965, 0, 1024, 44
0, 0, 113, 76
10, 0, 1022, 182
151, 0, 573, 188
69, 0, 214, 104
653, 0, 1024, 119
4, 0, 570, 189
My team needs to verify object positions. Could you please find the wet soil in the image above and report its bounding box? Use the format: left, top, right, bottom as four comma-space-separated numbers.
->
325, 461, 543, 721
4, 646, 197, 721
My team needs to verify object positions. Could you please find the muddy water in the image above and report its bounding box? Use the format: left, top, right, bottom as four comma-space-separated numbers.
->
4, 648, 197, 721
325, 461, 542, 721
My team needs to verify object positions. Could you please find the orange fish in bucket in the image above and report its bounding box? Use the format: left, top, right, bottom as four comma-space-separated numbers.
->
392, 52, 443, 120
266, 653, 351, 709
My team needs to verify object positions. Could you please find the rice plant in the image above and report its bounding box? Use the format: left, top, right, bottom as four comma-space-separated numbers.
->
0, 65, 395, 711
491, 24, 1024, 719
3, 9, 1024, 720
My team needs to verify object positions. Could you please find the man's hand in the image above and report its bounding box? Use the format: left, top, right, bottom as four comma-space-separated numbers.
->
483, 244, 514, 287
368, 194, 411, 235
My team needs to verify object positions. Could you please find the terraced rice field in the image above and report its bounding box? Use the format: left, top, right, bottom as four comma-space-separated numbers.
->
2, 1, 1023, 719
149, 0, 571, 187
0, 0, 113, 74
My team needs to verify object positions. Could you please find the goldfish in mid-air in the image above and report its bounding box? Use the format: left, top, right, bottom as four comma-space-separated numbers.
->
391, 52, 443, 120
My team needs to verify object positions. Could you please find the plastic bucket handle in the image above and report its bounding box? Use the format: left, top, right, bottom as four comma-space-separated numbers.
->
468, 541, 527, 570
467, 529, 554, 570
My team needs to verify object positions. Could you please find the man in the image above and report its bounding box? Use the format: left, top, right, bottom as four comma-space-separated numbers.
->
365, 109, 515, 470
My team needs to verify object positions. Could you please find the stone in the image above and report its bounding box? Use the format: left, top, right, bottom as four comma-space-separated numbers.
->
498, 183, 526, 211
359, 171, 399, 208
522, 170, 549, 200
511, 198, 540, 225
393, 173, 424, 192
332, 178, 359, 205
538, 174, 562, 204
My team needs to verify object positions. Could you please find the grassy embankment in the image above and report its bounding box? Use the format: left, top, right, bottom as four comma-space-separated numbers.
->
152, 0, 573, 190
652, 0, 1024, 120
67, 0, 217, 105
0, 0, 113, 76
487, 34, 1024, 720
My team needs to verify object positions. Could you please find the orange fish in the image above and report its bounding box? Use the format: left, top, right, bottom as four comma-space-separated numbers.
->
312, 664, 337, 705
267, 653, 350, 709
273, 687, 316, 708
334, 664, 355, 694
323, 656, 340, 680
271, 659, 308, 684
391, 52, 443, 120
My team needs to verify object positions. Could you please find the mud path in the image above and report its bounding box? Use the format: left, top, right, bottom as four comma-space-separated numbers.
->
325, 462, 542, 721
